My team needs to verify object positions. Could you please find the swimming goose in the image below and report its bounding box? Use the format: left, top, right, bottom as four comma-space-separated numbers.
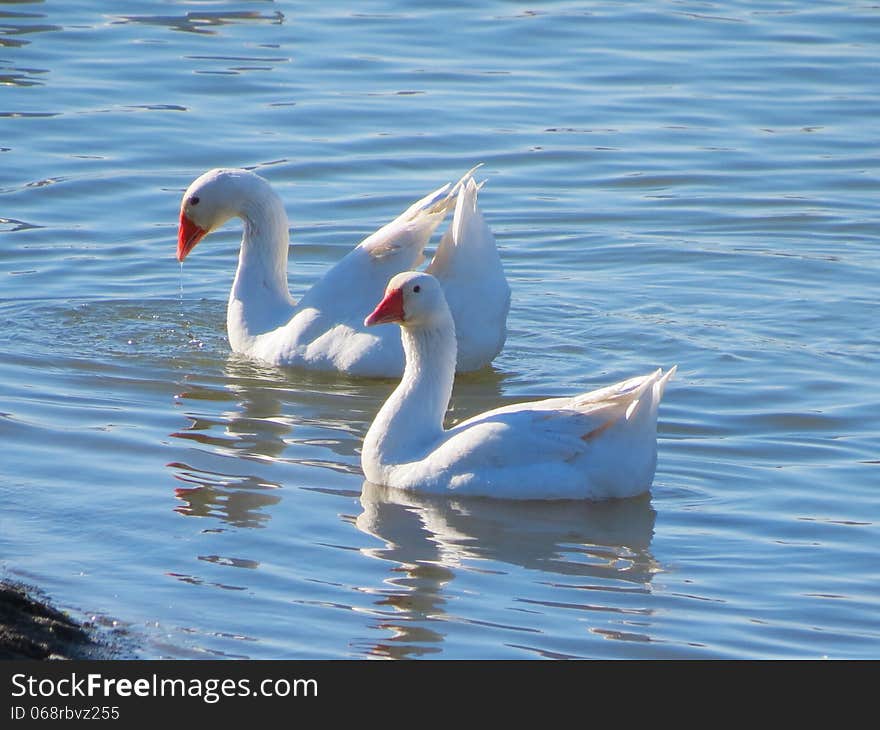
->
177, 167, 509, 376
361, 271, 675, 500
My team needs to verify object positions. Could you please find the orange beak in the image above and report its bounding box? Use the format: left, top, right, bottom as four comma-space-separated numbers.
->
177, 211, 207, 262
365, 287, 404, 327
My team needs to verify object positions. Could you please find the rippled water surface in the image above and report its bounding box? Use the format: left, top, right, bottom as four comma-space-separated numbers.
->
1, 1, 878, 659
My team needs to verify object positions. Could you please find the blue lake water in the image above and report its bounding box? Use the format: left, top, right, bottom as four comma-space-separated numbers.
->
1, 1, 878, 659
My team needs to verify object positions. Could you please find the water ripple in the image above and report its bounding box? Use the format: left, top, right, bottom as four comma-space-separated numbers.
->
111, 11, 286, 35
1, 0, 878, 660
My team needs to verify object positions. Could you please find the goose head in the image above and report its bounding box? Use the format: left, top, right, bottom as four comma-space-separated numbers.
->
365, 271, 449, 329
177, 168, 272, 262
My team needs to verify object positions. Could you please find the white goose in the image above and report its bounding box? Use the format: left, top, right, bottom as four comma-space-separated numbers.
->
362, 271, 676, 500
177, 167, 509, 377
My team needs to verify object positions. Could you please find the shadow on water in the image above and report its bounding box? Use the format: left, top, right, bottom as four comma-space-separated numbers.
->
353, 481, 658, 658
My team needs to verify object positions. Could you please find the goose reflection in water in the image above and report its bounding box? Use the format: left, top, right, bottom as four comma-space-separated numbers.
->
354, 481, 659, 659
167, 358, 296, 528
167, 354, 510, 529
166, 354, 391, 527
169, 464, 282, 529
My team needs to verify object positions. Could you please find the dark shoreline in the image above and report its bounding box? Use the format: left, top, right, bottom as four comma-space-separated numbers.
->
0, 580, 105, 660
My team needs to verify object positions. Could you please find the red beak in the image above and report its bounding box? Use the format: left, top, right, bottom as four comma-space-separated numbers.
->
365, 287, 404, 327
177, 211, 207, 262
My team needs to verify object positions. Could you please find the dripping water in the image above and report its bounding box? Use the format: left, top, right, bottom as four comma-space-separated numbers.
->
177, 261, 205, 351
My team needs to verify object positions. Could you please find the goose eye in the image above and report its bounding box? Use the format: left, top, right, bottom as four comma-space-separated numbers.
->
189, 195, 200, 206
413, 285, 421, 293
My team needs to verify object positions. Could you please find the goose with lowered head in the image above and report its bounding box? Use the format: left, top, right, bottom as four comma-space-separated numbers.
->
362, 271, 676, 500
177, 167, 509, 377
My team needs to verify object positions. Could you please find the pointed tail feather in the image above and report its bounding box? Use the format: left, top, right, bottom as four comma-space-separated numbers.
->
571, 368, 674, 425
358, 176, 463, 264
427, 174, 501, 278
626, 367, 676, 421
449, 163, 485, 197
394, 164, 484, 225
426, 169, 510, 371
655, 365, 677, 400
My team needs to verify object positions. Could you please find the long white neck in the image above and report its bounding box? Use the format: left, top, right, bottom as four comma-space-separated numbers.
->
227, 181, 296, 350
362, 313, 457, 483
